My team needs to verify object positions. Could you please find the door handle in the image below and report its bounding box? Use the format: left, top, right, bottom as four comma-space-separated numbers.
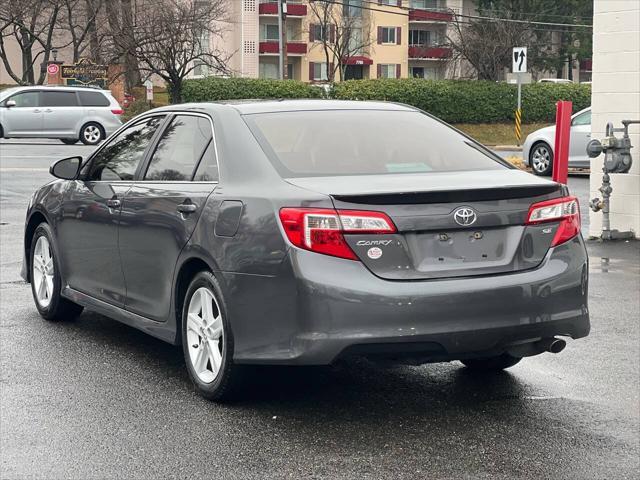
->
33, 109, 41, 113
106, 198, 121, 209
177, 202, 197, 214
44, 109, 53, 113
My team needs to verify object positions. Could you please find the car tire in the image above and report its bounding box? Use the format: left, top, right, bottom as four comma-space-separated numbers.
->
30, 223, 83, 321
79, 122, 104, 145
530, 142, 553, 176
60, 139, 78, 145
461, 353, 522, 371
181, 271, 240, 401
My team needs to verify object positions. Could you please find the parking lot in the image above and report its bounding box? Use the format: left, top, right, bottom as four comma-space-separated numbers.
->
1, 140, 639, 479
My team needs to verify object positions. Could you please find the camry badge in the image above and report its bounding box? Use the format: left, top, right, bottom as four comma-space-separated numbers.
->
453, 207, 477, 227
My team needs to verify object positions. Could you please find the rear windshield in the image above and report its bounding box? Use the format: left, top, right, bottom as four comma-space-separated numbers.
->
245, 110, 508, 177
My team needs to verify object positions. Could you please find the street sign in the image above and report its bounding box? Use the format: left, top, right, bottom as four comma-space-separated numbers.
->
144, 80, 153, 101
512, 47, 527, 73
47, 63, 59, 75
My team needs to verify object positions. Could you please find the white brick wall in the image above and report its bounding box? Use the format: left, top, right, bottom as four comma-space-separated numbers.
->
589, 0, 640, 238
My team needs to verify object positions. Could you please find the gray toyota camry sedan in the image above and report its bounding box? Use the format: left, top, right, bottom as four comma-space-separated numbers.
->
22, 100, 590, 400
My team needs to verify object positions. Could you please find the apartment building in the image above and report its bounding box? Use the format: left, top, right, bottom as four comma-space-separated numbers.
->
213, 0, 473, 82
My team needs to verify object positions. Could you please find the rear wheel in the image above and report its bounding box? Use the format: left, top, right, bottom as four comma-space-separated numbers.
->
60, 139, 78, 145
530, 142, 553, 176
79, 122, 104, 145
30, 223, 83, 321
181, 271, 239, 401
461, 353, 522, 371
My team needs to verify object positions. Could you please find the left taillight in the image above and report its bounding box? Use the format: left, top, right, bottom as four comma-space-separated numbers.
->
279, 208, 396, 260
111, 108, 124, 115
526, 196, 580, 247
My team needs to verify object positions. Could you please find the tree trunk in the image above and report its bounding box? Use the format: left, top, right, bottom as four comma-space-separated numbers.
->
121, 0, 141, 89
168, 78, 182, 104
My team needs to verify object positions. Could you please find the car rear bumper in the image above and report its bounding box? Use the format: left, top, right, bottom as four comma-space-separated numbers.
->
229, 235, 589, 365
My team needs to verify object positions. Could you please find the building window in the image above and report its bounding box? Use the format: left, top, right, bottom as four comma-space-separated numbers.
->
410, 0, 441, 9
379, 64, 399, 79
379, 0, 399, 5
311, 24, 326, 42
380, 27, 396, 44
410, 66, 438, 79
259, 61, 279, 79
343, 0, 362, 18
409, 30, 432, 46
313, 62, 329, 81
260, 24, 280, 41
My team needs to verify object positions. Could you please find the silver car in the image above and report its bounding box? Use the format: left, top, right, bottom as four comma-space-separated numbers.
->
0, 86, 123, 145
523, 107, 591, 176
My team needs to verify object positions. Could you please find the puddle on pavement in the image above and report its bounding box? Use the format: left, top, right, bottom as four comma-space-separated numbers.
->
590, 257, 640, 274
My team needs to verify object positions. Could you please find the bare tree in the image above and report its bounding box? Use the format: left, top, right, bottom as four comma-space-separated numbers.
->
0, 0, 63, 85
308, 0, 374, 82
130, 0, 230, 103
60, 0, 103, 62
104, 0, 141, 90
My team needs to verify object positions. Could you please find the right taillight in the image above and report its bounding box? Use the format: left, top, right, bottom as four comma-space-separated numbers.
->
279, 208, 396, 260
526, 196, 580, 246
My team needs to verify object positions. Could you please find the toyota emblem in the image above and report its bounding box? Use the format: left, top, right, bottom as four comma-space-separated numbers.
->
453, 207, 477, 226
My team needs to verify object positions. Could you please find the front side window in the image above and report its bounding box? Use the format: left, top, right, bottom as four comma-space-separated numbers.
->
41, 91, 78, 107
6, 91, 39, 107
245, 110, 507, 177
86, 116, 165, 181
144, 115, 212, 181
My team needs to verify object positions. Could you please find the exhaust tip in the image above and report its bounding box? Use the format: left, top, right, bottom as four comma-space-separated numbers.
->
548, 338, 566, 354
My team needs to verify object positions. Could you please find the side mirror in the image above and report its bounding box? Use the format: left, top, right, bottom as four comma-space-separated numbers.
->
50, 156, 82, 180
5, 100, 16, 108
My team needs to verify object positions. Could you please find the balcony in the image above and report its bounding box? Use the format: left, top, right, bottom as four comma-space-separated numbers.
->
259, 41, 307, 55
409, 9, 454, 22
408, 46, 452, 59
259, 1, 307, 16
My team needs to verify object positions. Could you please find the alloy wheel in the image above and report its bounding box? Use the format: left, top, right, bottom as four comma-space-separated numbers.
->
186, 287, 224, 384
83, 125, 101, 144
531, 145, 551, 173
32, 236, 54, 308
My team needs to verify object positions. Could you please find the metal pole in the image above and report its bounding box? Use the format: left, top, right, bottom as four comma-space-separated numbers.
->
277, 0, 284, 80
282, 1, 288, 79
515, 73, 522, 145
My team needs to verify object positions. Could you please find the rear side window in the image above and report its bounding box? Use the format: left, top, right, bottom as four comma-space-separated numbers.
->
87, 116, 165, 181
78, 91, 110, 107
245, 110, 508, 177
41, 91, 78, 107
144, 115, 212, 181
193, 141, 218, 182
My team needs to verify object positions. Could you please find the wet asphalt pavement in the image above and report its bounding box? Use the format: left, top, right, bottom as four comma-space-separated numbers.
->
0, 140, 638, 479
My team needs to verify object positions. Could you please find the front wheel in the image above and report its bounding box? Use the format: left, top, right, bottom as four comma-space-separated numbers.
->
30, 223, 83, 321
461, 353, 522, 371
182, 271, 240, 401
530, 142, 553, 176
79, 122, 104, 145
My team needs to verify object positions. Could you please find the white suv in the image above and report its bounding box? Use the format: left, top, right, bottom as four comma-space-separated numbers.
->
0, 86, 123, 145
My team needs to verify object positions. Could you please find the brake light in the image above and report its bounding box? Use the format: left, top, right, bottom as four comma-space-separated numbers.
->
111, 108, 124, 115
279, 208, 396, 260
526, 196, 580, 246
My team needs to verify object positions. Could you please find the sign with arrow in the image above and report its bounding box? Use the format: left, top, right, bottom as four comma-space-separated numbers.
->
512, 47, 527, 73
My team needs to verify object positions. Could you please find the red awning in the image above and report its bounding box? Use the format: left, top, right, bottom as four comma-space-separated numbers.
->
341, 56, 373, 66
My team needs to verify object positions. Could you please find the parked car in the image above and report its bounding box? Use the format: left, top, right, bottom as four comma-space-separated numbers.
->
523, 107, 592, 176
537, 78, 573, 84
22, 100, 590, 400
0, 85, 123, 145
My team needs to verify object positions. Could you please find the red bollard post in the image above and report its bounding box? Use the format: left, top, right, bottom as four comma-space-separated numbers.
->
553, 100, 572, 184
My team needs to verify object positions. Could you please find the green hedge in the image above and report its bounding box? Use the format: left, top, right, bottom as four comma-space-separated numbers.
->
181, 77, 590, 124
182, 77, 324, 102
333, 79, 590, 124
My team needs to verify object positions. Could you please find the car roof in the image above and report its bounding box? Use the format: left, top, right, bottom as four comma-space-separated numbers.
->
155, 99, 417, 116
6, 85, 111, 93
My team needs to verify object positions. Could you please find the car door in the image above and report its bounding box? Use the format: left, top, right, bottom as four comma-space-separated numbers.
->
0, 90, 43, 136
118, 113, 217, 321
56, 115, 167, 306
40, 90, 82, 136
569, 109, 591, 167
